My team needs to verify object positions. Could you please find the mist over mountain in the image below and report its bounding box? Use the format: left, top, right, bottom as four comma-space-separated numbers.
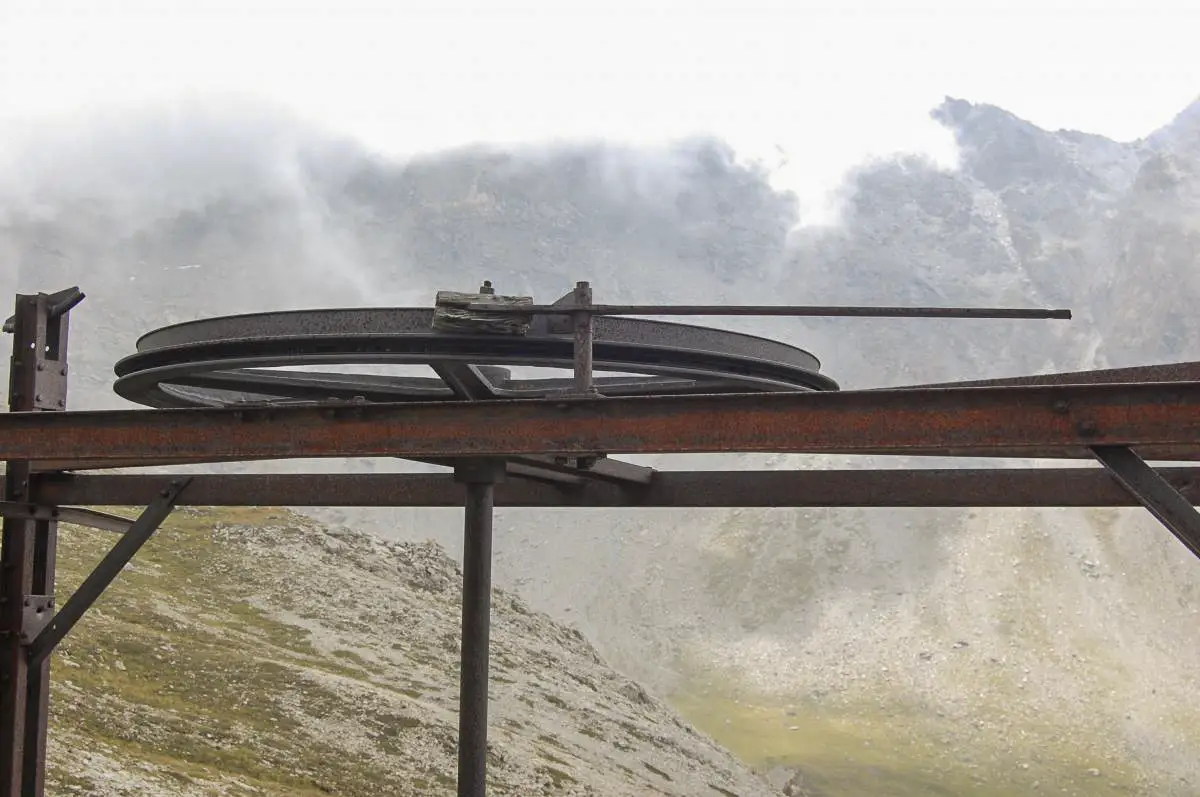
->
4, 94, 1200, 795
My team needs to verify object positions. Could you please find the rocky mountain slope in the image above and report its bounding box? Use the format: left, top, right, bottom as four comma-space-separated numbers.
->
49, 505, 773, 796
5, 94, 1200, 795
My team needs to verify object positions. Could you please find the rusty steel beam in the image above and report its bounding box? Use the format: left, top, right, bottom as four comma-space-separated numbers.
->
898, 361, 1200, 389
1, 381, 1199, 465
20, 467, 1200, 509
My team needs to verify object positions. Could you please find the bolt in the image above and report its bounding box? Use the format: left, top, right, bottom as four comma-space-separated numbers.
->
35, 363, 43, 371
1078, 420, 1099, 436
1052, 400, 1070, 414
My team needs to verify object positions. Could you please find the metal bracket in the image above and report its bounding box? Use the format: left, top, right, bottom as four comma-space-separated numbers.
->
2, 287, 83, 335
19, 597, 54, 645
25, 477, 191, 666
534, 281, 600, 398
1092, 445, 1200, 560
0, 503, 132, 535
453, 459, 508, 485
533, 286, 582, 336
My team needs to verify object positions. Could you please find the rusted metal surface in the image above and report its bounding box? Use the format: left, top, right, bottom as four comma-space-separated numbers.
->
0, 290, 75, 797
22, 467, 1200, 508
3, 381, 1200, 464
1092, 446, 1200, 560
899, 360, 1200, 389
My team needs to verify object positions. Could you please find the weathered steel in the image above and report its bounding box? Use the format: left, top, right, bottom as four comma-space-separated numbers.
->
21, 467, 1200, 508
110, 306, 838, 409
462, 303, 1073, 320
25, 478, 191, 667
569, 281, 598, 396
1092, 446, 1200, 560
453, 461, 504, 797
431, 364, 500, 401
900, 361, 1200, 389
0, 291, 74, 797
3, 381, 1200, 465
0, 504, 131, 535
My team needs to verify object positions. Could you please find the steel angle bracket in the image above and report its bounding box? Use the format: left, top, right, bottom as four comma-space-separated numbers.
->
1091, 445, 1200, 560
24, 478, 191, 667
0, 503, 132, 535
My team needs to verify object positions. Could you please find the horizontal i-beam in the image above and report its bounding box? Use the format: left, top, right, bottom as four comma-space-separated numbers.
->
0, 381, 1199, 465
23, 468, 1200, 509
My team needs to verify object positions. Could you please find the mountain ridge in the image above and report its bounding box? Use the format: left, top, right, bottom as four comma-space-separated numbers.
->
4, 93, 1200, 795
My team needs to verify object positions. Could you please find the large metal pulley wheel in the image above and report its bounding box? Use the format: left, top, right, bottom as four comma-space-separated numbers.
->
113, 304, 838, 410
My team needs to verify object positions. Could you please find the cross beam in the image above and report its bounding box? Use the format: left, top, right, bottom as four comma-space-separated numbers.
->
17, 467, 1200, 509
1, 381, 1200, 465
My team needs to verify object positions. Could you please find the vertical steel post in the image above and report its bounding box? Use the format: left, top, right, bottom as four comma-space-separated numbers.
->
453, 460, 505, 797
0, 290, 74, 797
571, 281, 597, 396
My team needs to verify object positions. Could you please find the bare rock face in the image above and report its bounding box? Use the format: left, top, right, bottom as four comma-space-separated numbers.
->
48, 506, 776, 796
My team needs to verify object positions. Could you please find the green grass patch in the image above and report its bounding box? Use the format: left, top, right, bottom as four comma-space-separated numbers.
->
670, 686, 1143, 797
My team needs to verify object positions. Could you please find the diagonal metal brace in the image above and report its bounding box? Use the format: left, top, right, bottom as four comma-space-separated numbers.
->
0, 503, 132, 535
24, 478, 191, 666
1091, 445, 1200, 560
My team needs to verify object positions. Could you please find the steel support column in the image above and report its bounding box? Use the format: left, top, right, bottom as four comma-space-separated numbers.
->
454, 460, 505, 797
0, 289, 78, 797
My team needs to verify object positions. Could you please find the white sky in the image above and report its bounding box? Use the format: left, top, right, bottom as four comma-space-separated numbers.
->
2, 0, 1198, 217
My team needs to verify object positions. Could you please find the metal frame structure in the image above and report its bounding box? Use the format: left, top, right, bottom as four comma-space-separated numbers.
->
1, 285, 1199, 797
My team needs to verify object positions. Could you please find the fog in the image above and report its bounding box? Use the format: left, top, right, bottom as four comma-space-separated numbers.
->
3, 4, 1200, 795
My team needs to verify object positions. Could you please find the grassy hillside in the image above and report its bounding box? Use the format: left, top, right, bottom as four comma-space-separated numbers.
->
47, 505, 773, 796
